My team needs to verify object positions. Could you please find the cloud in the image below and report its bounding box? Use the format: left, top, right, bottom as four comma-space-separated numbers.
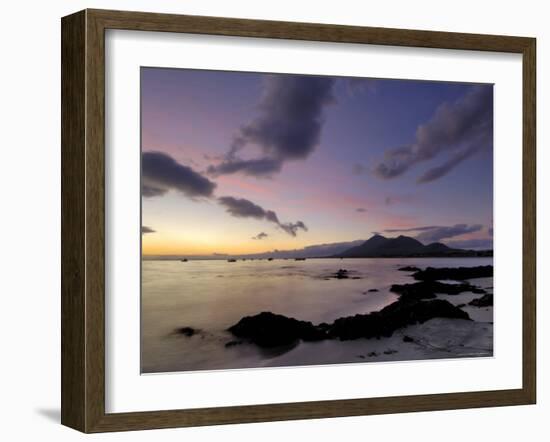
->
141, 226, 156, 234
416, 224, 483, 242
142, 151, 216, 198
252, 232, 268, 240
218, 196, 274, 220
417, 142, 483, 183
208, 74, 335, 177
142, 185, 168, 197
355, 208, 367, 213
384, 225, 441, 233
445, 238, 493, 250
279, 221, 308, 237
218, 196, 308, 237
208, 157, 282, 177
385, 224, 484, 242
373, 85, 493, 183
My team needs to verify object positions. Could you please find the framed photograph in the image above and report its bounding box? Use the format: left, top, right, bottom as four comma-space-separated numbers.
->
61, 9, 536, 433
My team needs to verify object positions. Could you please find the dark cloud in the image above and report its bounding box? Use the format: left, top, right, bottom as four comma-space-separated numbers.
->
208, 157, 282, 177
417, 143, 482, 184
252, 232, 268, 240
384, 225, 441, 233
218, 196, 269, 219
445, 238, 493, 250
415, 224, 483, 243
279, 221, 308, 237
142, 151, 216, 198
142, 185, 168, 197
373, 85, 493, 183
385, 224, 484, 243
218, 196, 308, 237
141, 226, 156, 234
356, 208, 367, 213
208, 74, 335, 177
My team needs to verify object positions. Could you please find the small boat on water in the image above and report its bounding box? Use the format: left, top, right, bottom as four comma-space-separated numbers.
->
295, 257, 306, 261
181, 258, 188, 262
268, 257, 274, 261
227, 259, 237, 263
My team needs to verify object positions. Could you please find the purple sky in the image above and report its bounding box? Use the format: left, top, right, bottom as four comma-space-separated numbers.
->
141, 67, 493, 256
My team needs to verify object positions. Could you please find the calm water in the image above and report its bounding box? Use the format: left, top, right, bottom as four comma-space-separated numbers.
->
141, 257, 492, 373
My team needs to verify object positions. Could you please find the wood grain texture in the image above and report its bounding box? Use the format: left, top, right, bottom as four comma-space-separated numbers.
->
61, 8, 537, 433
522, 38, 536, 403
84, 9, 107, 433
89, 8, 532, 52
61, 10, 86, 432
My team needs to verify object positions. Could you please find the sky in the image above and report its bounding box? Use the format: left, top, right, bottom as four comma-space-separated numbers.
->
141, 67, 494, 256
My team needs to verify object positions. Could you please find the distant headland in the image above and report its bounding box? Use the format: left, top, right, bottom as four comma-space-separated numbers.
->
332, 234, 492, 258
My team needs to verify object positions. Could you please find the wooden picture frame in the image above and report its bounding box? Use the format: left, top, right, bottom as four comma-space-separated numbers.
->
61, 8, 536, 433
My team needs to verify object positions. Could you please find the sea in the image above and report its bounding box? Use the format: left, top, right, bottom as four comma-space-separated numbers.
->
141, 257, 493, 373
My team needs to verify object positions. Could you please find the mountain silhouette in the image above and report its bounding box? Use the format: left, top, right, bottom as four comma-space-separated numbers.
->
335, 234, 491, 258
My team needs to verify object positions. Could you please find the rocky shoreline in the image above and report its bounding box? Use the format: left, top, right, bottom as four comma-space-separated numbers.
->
225, 265, 493, 349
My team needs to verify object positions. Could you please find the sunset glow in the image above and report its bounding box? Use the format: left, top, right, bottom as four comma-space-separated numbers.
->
141, 68, 493, 256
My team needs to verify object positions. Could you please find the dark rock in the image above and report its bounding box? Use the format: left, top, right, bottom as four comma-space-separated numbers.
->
335, 269, 349, 279
228, 311, 326, 347
328, 299, 470, 341
412, 265, 493, 281
327, 268, 361, 279
367, 351, 378, 357
384, 349, 398, 355
403, 335, 414, 343
367, 289, 379, 292
229, 299, 470, 347
177, 326, 196, 337
469, 294, 494, 307
229, 295, 471, 348
390, 280, 484, 302
224, 340, 243, 348
398, 266, 421, 272
471, 287, 486, 294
